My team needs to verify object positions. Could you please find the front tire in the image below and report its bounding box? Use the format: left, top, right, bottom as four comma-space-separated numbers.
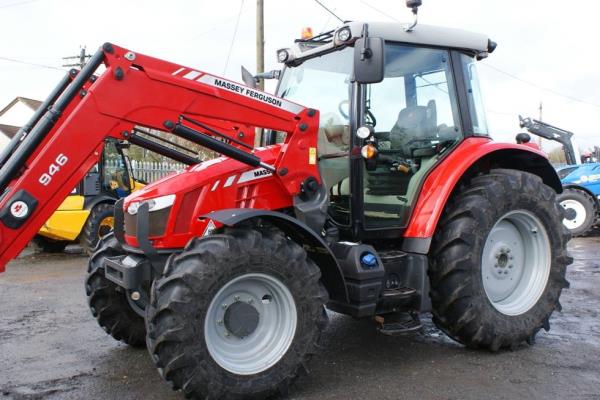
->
429, 169, 571, 351
81, 202, 115, 255
557, 188, 596, 236
146, 228, 328, 399
85, 233, 146, 347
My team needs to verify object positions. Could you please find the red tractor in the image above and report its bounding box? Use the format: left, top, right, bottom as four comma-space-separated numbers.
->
0, 5, 570, 400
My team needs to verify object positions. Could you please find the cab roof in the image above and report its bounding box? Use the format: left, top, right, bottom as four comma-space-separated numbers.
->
346, 21, 491, 54
287, 21, 494, 65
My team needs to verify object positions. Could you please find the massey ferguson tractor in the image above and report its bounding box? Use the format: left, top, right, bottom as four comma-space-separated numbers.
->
0, 3, 570, 399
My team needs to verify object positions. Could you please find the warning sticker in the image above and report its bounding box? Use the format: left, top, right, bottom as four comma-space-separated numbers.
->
309, 147, 317, 165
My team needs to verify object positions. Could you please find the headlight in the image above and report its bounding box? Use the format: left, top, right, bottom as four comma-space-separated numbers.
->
127, 194, 176, 215
336, 27, 352, 42
356, 126, 372, 139
277, 49, 290, 63
127, 202, 139, 215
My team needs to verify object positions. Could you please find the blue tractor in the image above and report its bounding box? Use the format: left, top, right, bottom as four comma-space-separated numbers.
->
556, 163, 600, 236
520, 116, 597, 236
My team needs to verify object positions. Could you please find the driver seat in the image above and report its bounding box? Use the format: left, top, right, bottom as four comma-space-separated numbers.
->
389, 100, 437, 157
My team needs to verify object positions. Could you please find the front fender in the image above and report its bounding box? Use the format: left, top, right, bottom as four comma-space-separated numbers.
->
203, 208, 348, 303
404, 137, 561, 251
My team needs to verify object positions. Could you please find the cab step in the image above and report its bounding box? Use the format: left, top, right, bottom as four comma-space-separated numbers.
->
381, 286, 416, 300
375, 312, 422, 336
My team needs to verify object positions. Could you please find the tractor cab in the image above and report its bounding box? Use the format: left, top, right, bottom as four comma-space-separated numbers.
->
271, 20, 495, 240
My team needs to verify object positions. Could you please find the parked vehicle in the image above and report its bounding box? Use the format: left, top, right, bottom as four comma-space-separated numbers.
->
519, 116, 597, 235
556, 163, 600, 235
0, 2, 570, 398
34, 139, 144, 253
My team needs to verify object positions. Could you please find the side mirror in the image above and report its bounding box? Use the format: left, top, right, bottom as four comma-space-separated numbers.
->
241, 66, 258, 89
354, 36, 384, 84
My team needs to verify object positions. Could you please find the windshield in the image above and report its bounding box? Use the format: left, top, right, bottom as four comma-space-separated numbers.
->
276, 47, 354, 225
276, 47, 354, 156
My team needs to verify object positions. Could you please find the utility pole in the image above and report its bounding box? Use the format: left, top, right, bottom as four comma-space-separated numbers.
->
256, 0, 265, 91
62, 47, 91, 69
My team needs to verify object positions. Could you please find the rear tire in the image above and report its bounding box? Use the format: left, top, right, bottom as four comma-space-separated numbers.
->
85, 233, 146, 347
429, 169, 571, 351
81, 202, 115, 255
146, 228, 328, 399
557, 188, 596, 236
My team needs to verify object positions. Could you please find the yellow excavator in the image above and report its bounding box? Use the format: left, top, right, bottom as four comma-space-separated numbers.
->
33, 139, 144, 253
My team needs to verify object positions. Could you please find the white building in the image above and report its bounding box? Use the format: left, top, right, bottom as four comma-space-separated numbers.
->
0, 97, 42, 148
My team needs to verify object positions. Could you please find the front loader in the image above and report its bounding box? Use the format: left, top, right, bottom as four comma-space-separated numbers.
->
0, 3, 571, 399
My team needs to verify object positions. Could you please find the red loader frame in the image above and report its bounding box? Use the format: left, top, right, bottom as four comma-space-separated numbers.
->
0, 43, 319, 271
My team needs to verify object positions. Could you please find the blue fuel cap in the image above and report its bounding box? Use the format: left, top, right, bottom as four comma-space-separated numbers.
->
361, 252, 378, 269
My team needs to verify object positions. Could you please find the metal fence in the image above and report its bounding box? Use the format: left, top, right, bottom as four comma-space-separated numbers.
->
105, 159, 186, 183
130, 160, 186, 182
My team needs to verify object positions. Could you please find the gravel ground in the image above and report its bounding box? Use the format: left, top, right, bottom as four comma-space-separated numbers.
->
0, 237, 599, 400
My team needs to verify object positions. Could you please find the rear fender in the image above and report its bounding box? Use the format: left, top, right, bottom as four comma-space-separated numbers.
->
403, 138, 562, 252
203, 208, 349, 303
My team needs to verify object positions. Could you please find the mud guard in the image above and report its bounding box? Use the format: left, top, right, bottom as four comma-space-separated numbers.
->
404, 139, 563, 253
203, 208, 349, 303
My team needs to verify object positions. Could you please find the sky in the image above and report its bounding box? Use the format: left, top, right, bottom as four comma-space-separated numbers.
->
0, 0, 599, 151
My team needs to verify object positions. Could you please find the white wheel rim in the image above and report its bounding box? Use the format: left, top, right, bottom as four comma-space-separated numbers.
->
481, 210, 551, 316
560, 199, 587, 230
204, 273, 297, 375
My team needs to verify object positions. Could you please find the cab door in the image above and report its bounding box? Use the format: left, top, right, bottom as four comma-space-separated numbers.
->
358, 44, 465, 231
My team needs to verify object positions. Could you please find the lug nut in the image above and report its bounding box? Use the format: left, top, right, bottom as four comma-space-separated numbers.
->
221, 303, 228, 309
234, 295, 240, 301
217, 320, 223, 325
224, 331, 230, 337
130, 291, 141, 301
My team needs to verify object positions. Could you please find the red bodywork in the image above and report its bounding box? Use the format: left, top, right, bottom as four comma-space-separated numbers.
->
0, 43, 549, 272
404, 138, 548, 238
0, 44, 319, 271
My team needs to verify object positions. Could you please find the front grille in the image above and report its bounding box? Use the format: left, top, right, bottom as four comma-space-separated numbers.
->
124, 206, 171, 238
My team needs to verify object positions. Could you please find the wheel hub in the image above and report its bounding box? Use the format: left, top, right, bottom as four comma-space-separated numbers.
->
204, 273, 297, 375
492, 248, 514, 278
223, 301, 260, 338
481, 210, 551, 316
560, 199, 586, 230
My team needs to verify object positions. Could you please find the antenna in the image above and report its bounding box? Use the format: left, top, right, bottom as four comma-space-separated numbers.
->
404, 0, 422, 32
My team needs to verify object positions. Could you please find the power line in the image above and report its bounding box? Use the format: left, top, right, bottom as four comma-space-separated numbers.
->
360, 0, 400, 22
313, 0, 344, 23
481, 63, 600, 109
223, 0, 244, 75
359, 0, 600, 110
0, 0, 42, 9
0, 56, 63, 71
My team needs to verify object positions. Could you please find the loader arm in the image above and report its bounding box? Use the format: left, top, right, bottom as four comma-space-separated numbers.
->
519, 115, 580, 165
0, 43, 319, 272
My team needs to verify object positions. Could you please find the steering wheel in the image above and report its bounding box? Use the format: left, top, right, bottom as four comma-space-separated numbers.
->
338, 100, 350, 120
337, 100, 378, 128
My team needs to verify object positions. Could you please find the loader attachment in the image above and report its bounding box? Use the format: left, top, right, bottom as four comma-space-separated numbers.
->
0, 43, 319, 272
